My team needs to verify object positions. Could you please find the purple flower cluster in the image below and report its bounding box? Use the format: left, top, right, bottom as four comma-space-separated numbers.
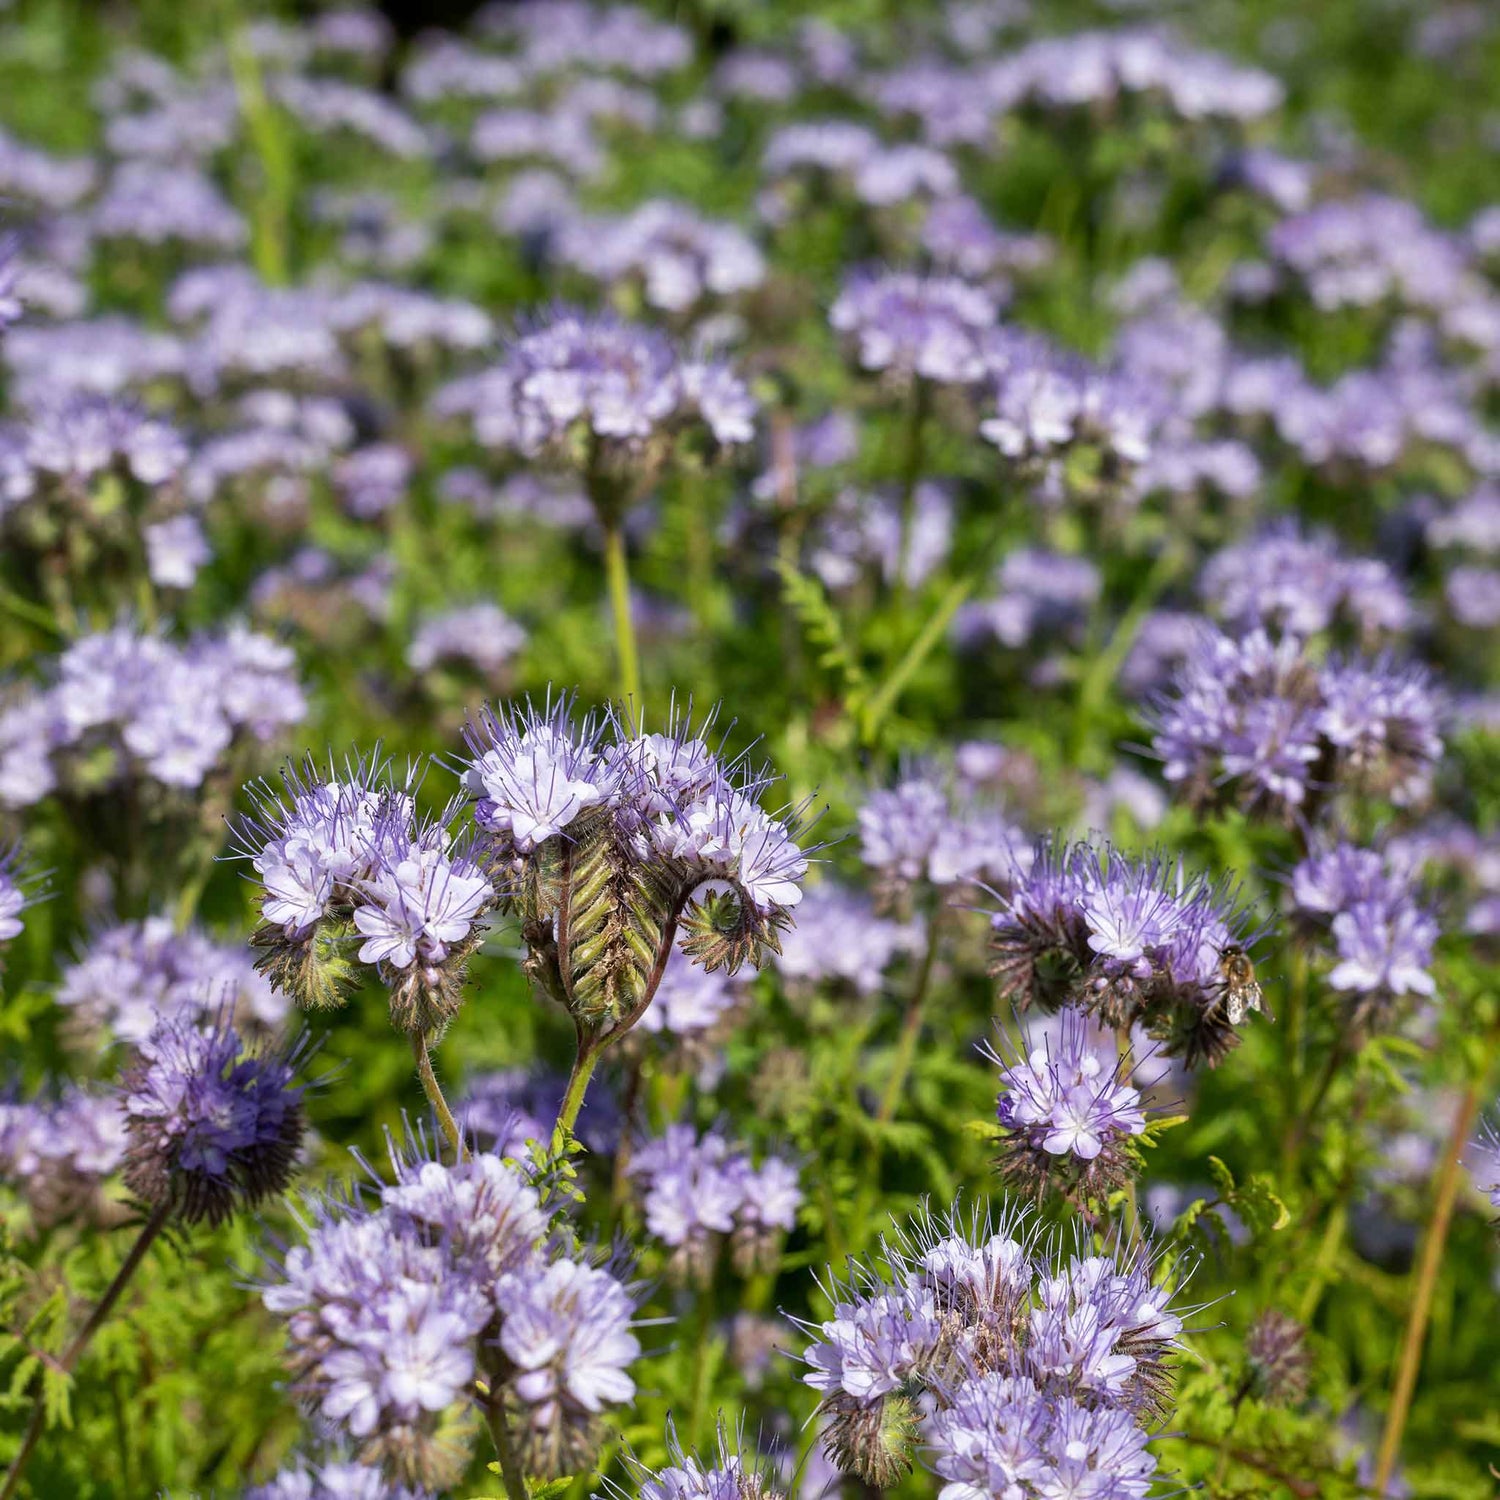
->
56, 915, 285, 1043
1147, 624, 1444, 822
440, 311, 756, 503
987, 1009, 1150, 1202
859, 766, 1031, 908
457, 1067, 621, 1159
799, 1205, 1183, 1487
555, 200, 765, 315
0, 1084, 127, 1227
954, 547, 1100, 654
263, 1136, 640, 1485
1199, 525, 1411, 641
628, 1123, 801, 1280
830, 270, 997, 387
239, 754, 492, 1031
635, 948, 740, 1041
1290, 842, 1437, 1031
773, 883, 921, 996
0, 622, 305, 806
247, 1458, 431, 1500
0, 843, 38, 947
122, 1012, 306, 1226
407, 603, 527, 680
988, 838, 1262, 1067
462, 695, 809, 1023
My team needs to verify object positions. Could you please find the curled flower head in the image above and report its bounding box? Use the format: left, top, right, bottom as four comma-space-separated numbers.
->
122, 1012, 307, 1226
459, 692, 811, 1038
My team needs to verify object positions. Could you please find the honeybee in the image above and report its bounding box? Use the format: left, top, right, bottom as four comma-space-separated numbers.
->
1217, 945, 1266, 1025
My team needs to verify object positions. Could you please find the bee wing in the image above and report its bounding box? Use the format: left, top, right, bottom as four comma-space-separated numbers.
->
1226, 991, 1247, 1025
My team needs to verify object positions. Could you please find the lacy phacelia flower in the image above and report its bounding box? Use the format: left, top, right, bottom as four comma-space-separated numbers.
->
987, 1009, 1149, 1202
628, 1123, 801, 1281
263, 1139, 639, 1487
615, 1420, 787, 1500
0, 1085, 127, 1228
443, 310, 755, 518
1199, 524, 1411, 642
859, 768, 1029, 910
246, 1458, 432, 1500
798, 1205, 1186, 1487
1145, 624, 1443, 823
1290, 841, 1437, 1033
830, 270, 996, 387
494, 1256, 642, 1478
931, 1373, 1158, 1500
56, 916, 285, 1043
462, 694, 809, 1038
239, 754, 494, 1031
0, 842, 39, 950
988, 838, 1263, 1068
773, 884, 921, 996
122, 1014, 306, 1226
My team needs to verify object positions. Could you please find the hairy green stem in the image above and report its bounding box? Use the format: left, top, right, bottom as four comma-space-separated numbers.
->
1372, 1077, 1484, 1493
412, 1030, 464, 1161
551, 1039, 602, 1160
1, 1202, 171, 1500
481, 1385, 529, 1500
602, 519, 641, 708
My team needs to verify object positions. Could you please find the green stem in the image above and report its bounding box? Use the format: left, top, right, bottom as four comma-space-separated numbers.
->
1, 1202, 171, 1500
893, 379, 931, 602
1372, 1077, 1484, 1494
1283, 1038, 1349, 1175
859, 572, 976, 745
412, 1030, 464, 1161
876, 914, 944, 1127
481, 1386, 529, 1500
550, 1039, 602, 1160
602, 519, 642, 708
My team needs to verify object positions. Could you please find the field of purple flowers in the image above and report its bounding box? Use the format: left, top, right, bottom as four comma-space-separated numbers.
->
0, 0, 1498, 1495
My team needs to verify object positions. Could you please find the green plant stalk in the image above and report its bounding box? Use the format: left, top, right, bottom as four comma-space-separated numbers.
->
1372, 1076, 1484, 1493
225, 21, 293, 287
876, 913, 944, 1127
412, 1030, 464, 1161
603, 519, 642, 708
859, 572, 976, 744
1, 1201, 172, 1500
892, 378, 931, 602
551, 1037, 602, 1159
481, 1385, 529, 1500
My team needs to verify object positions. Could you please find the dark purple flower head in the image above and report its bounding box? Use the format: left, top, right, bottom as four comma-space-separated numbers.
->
122, 1012, 307, 1226
990, 837, 1264, 1067
830, 270, 996, 387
